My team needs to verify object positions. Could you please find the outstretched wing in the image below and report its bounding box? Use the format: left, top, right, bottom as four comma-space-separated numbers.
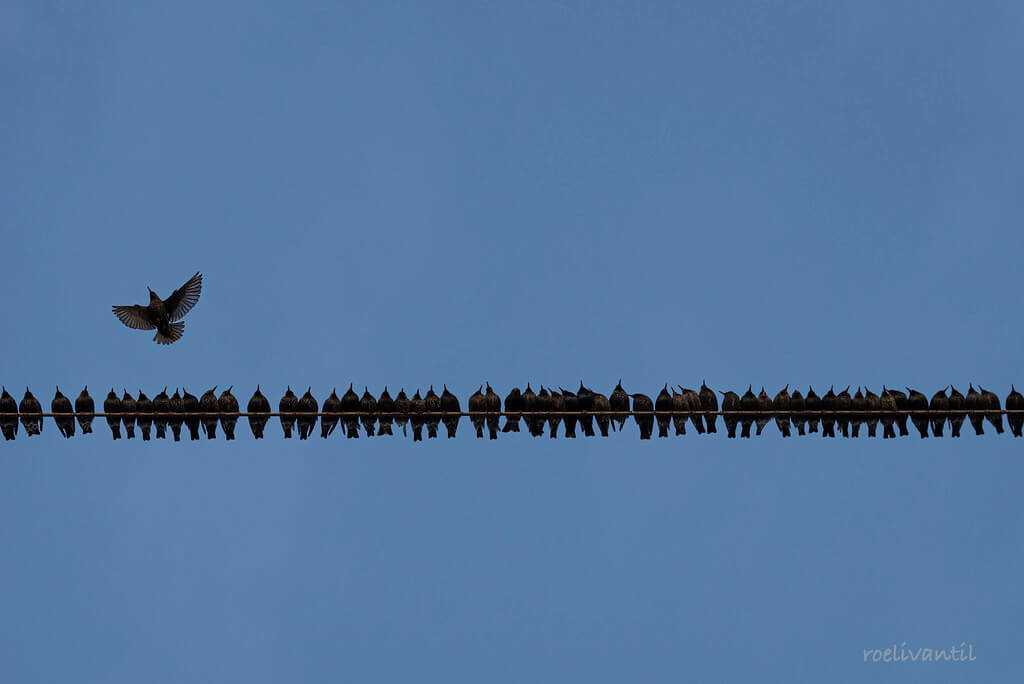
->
164, 272, 202, 321
112, 305, 156, 330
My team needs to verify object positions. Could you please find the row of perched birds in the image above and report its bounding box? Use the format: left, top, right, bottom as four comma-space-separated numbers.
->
2, 383, 1023, 442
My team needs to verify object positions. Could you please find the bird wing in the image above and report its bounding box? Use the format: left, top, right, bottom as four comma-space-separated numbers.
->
112, 305, 156, 330
164, 272, 202, 322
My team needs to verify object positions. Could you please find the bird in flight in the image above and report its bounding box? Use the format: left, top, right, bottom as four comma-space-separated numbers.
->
112, 272, 202, 344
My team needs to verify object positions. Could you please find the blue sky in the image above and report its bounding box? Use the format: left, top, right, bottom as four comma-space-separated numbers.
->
2, 1, 1023, 681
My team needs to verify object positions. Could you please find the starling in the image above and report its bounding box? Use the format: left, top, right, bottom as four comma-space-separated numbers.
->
535, 387, 552, 438
360, 387, 378, 437
112, 271, 203, 345
966, 384, 984, 436
849, 388, 865, 438
152, 387, 169, 439
804, 387, 821, 434
502, 387, 523, 433
546, 387, 564, 439
0, 387, 17, 441
948, 386, 966, 438
199, 386, 219, 439
755, 387, 773, 436
121, 389, 137, 439
19, 389, 42, 436
906, 387, 929, 438
218, 387, 238, 440
863, 388, 880, 438
182, 388, 201, 440
424, 386, 441, 439
559, 387, 579, 438
484, 383, 501, 440
655, 385, 673, 438
835, 386, 851, 438
929, 387, 949, 437
681, 387, 706, 435
773, 385, 791, 438
469, 386, 486, 438
247, 386, 271, 439
880, 387, 897, 439
592, 388, 611, 437
75, 386, 95, 435
320, 388, 342, 438
297, 387, 318, 440
394, 389, 411, 437
577, 382, 596, 437
52, 387, 75, 438
377, 387, 395, 436
820, 386, 837, 438
1006, 385, 1024, 438
136, 390, 153, 441
168, 389, 184, 441
720, 390, 740, 438
279, 386, 298, 438
609, 380, 629, 433
700, 381, 718, 434
440, 385, 460, 438
410, 390, 426, 442
979, 385, 1004, 434
790, 388, 806, 436
103, 388, 121, 439
522, 384, 541, 437
670, 387, 687, 436
739, 386, 757, 438
631, 393, 654, 440
889, 388, 910, 437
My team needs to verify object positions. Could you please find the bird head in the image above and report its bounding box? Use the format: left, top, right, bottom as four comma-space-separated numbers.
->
147, 287, 159, 301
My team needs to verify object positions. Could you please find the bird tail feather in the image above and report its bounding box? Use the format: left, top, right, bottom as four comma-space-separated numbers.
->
154, 322, 185, 345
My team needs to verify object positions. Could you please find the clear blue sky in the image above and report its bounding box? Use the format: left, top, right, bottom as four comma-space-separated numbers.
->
2, 1, 1023, 681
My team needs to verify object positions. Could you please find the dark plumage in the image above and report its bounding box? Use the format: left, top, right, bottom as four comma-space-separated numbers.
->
19, 388, 42, 436
469, 386, 486, 438
739, 386, 757, 438
441, 385, 460, 438
112, 271, 202, 345
547, 387, 564, 439
297, 388, 318, 440
889, 388, 910, 437
804, 387, 821, 434
535, 387, 552, 438
103, 389, 121, 439
182, 388, 201, 440
199, 386, 219, 439
835, 386, 851, 438
218, 387, 238, 440
591, 388, 611, 437
52, 387, 75, 438
75, 386, 95, 435
979, 385, 1004, 434
168, 389, 184, 442
120, 389, 137, 439
0, 387, 17, 441
655, 385, 673, 438
610, 380, 629, 433
670, 387, 687, 436
410, 390, 425, 442
424, 386, 441, 439
966, 384, 984, 435
773, 385, 791, 438
1006, 385, 1024, 438
849, 388, 865, 438
360, 387, 378, 437
136, 390, 153, 441
559, 387, 578, 438
631, 393, 654, 440
906, 387, 929, 439
394, 389, 411, 437
700, 381, 718, 433
152, 387, 168, 439
484, 383, 501, 440
863, 388, 880, 438
948, 386, 966, 438
681, 387, 705, 435
929, 387, 949, 437
502, 387, 523, 433
377, 387, 395, 436
720, 390, 740, 438
820, 386, 837, 438
247, 386, 271, 439
789, 388, 806, 436
522, 384, 541, 437
279, 386, 298, 439
755, 387, 772, 436
577, 382, 595, 437
880, 388, 897, 439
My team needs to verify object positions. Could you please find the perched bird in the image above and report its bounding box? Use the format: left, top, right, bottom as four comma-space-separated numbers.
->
218, 387, 238, 440
152, 387, 169, 439
681, 387, 705, 435
410, 390, 426, 442
199, 386, 219, 439
20, 389, 42, 436
168, 389, 184, 441
182, 388, 201, 440
247, 386, 271, 439
592, 388, 611, 437
112, 271, 203, 345
297, 388, 318, 440
484, 383, 501, 440
670, 387, 688, 436
789, 388, 806, 436
966, 384, 984, 435
441, 385, 460, 438
880, 387, 897, 439
377, 387, 395, 436
103, 389, 121, 439
394, 389, 411, 437
320, 388, 341, 438
929, 387, 949, 437
631, 393, 654, 440
720, 390, 740, 438
863, 388, 880, 438
522, 384, 541, 437
534, 387, 552, 438
700, 381, 718, 433
739, 386, 757, 438
906, 387, 929, 438
469, 386, 486, 438
360, 387, 378, 437
1006, 386, 1024, 438
979, 385, 1004, 434
559, 387, 579, 438
655, 385, 673, 438
850, 388, 865, 438
804, 387, 821, 434
547, 387, 564, 439
835, 386, 851, 438
120, 389, 137, 439
136, 390, 153, 441
948, 386, 966, 438
75, 386, 95, 435
820, 386, 837, 438
52, 387, 75, 438
279, 386, 298, 439
609, 380, 629, 432
502, 387, 523, 433
577, 382, 596, 437
0, 387, 17, 440
424, 386, 442, 439
773, 385, 791, 438
754, 387, 772, 436
888, 388, 910, 437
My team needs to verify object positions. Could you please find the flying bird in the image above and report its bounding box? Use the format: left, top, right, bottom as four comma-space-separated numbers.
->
218, 387, 239, 440
152, 387, 169, 439
76, 386, 95, 435
52, 387, 75, 438
120, 389, 137, 439
112, 272, 202, 345
103, 389, 121, 439
0, 387, 17, 440
136, 390, 153, 441
1006, 385, 1023, 438
247, 386, 271, 439
279, 386, 298, 438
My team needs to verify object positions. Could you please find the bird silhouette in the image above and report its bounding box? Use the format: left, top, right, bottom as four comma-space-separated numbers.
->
773, 385, 791, 437
168, 389, 184, 441
136, 390, 153, 441
424, 386, 441, 439
469, 386, 486, 438
863, 388, 880, 438
739, 386, 757, 438
577, 382, 596, 437
522, 384, 541, 437
279, 386, 298, 438
182, 389, 201, 440
103, 389, 121, 439
906, 387, 929, 438
655, 385, 673, 438
559, 387, 579, 438
199, 387, 219, 439
320, 388, 341, 439
888, 388, 910, 437
679, 387, 705, 435
1006, 386, 1023, 438
670, 387, 688, 436
820, 386, 837, 438
218, 387, 238, 440
394, 389, 411, 437
112, 272, 202, 345
410, 390, 426, 442
755, 387, 772, 436
804, 387, 821, 434
484, 383, 501, 440
591, 387, 611, 437
850, 388, 865, 438
631, 393, 654, 440
835, 386, 851, 438
700, 381, 718, 434
966, 385, 984, 435
441, 385, 460, 438
535, 387, 552, 438
120, 389, 137, 439
152, 387, 168, 439
76, 387, 95, 435
360, 387, 378, 437
0, 387, 17, 440
948, 386, 966, 438
979, 385, 1004, 434
502, 387, 523, 433
247, 386, 270, 439
929, 387, 949, 437
20, 389, 42, 437
546, 387, 564, 439
880, 387, 897, 439
610, 380, 629, 432
377, 387, 395, 436
52, 387, 75, 438
297, 388, 318, 440
789, 388, 806, 436
720, 390, 740, 438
